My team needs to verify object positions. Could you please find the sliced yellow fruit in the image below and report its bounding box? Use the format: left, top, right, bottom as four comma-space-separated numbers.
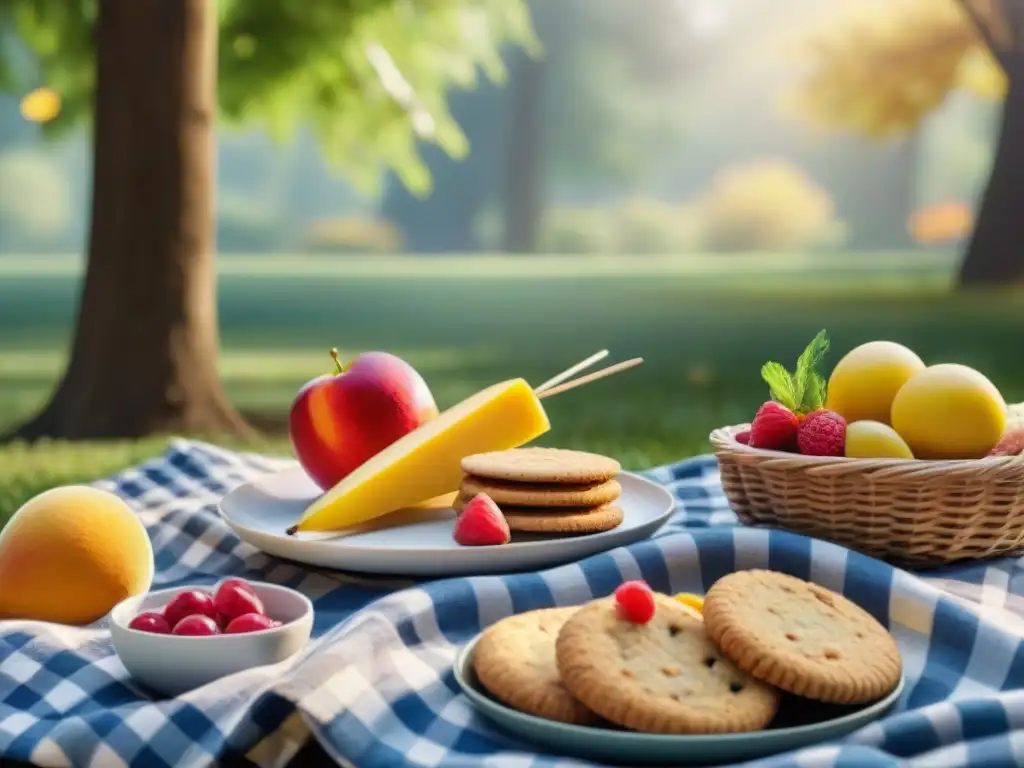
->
674, 592, 704, 613
289, 379, 549, 533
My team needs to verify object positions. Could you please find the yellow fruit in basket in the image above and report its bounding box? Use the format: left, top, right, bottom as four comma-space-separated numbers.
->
827, 341, 925, 425
890, 364, 1007, 460
844, 420, 915, 459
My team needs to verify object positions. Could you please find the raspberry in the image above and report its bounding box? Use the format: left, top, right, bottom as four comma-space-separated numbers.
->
614, 580, 656, 624
734, 430, 751, 445
750, 401, 799, 451
989, 426, 1024, 456
797, 409, 847, 456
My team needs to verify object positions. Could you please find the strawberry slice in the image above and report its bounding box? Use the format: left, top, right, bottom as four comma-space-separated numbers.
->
453, 493, 511, 546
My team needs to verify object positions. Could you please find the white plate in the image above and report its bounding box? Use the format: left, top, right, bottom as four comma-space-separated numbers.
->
218, 464, 675, 576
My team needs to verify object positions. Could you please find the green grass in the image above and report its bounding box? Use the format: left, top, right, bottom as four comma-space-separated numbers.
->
3, 250, 1023, 527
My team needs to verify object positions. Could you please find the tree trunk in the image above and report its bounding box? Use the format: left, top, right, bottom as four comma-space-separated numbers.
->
501, 55, 546, 253
818, 131, 920, 251
958, 60, 1024, 286
6, 0, 253, 441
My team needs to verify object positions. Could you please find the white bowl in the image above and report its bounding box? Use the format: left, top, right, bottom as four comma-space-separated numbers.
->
109, 579, 314, 697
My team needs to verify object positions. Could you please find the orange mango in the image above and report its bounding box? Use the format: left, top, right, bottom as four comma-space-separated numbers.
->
0, 486, 153, 625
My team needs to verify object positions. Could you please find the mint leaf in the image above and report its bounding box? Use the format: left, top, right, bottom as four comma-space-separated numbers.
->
761, 361, 798, 411
800, 372, 827, 413
793, 330, 829, 412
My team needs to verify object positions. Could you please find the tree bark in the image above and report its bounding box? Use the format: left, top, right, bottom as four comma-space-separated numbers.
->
501, 55, 546, 253
958, 58, 1024, 286
6, 0, 253, 441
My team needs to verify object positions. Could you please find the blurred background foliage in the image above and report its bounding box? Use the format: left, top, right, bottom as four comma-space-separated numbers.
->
0, 0, 1003, 258
2, 0, 1024, 515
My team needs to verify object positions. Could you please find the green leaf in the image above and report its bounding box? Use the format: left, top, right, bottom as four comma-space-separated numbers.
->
801, 373, 828, 414
793, 329, 829, 411
760, 361, 798, 411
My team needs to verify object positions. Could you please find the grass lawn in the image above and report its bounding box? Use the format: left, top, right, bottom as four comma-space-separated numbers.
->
3, 250, 1024, 527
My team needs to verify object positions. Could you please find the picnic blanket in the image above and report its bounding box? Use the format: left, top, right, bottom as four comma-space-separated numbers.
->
3, 440, 1024, 768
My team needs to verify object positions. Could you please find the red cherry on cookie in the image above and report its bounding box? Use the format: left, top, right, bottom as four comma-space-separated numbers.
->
171, 614, 221, 636
214, 580, 265, 624
225, 613, 276, 634
614, 580, 656, 624
163, 589, 217, 629
129, 611, 171, 634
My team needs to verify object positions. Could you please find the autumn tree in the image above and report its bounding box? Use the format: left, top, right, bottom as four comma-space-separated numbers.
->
788, 0, 1024, 285
0, 0, 532, 441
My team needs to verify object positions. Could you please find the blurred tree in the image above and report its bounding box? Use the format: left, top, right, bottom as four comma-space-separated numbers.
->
788, 0, 1024, 285
501, 0, 695, 251
0, 0, 532, 440
383, 0, 696, 253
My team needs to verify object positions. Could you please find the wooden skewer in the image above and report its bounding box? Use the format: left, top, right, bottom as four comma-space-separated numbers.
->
536, 358, 644, 400
534, 349, 609, 394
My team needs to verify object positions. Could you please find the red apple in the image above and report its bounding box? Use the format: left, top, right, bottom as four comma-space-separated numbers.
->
289, 349, 439, 490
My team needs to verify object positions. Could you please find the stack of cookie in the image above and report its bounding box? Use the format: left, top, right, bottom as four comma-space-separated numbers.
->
456, 447, 624, 536
472, 570, 904, 735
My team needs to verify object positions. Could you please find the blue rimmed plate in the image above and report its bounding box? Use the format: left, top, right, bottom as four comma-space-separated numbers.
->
453, 632, 904, 766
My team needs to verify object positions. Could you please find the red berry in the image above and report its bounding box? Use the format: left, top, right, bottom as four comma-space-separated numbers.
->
163, 590, 216, 629
750, 401, 800, 451
219, 578, 256, 595
129, 611, 171, 634
614, 580, 656, 624
171, 614, 220, 636
214, 581, 265, 624
453, 494, 511, 546
225, 613, 277, 634
989, 427, 1024, 457
797, 409, 847, 457
735, 430, 751, 445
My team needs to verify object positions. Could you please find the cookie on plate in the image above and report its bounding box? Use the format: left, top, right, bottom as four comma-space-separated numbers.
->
453, 495, 624, 535
496, 503, 623, 534
474, 607, 598, 725
702, 569, 902, 705
461, 448, 621, 485
555, 594, 780, 734
459, 476, 622, 509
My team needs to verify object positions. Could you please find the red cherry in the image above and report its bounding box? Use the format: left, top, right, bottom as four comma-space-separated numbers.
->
214, 581, 265, 624
225, 613, 277, 634
128, 612, 172, 634
219, 578, 256, 595
171, 614, 221, 636
163, 589, 216, 629
614, 580, 656, 624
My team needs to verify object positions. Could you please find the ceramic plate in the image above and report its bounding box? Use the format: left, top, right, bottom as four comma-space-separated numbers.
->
454, 634, 904, 766
218, 464, 674, 576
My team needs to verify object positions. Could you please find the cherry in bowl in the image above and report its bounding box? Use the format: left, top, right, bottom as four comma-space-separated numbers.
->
109, 579, 313, 697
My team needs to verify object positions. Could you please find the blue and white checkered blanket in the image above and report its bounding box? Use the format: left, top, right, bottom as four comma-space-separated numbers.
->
3, 439, 1024, 768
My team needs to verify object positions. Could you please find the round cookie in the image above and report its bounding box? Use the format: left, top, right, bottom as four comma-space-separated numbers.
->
503, 504, 624, 534
454, 495, 624, 534
461, 447, 621, 484
474, 607, 598, 725
460, 476, 622, 508
555, 594, 779, 734
701, 570, 902, 705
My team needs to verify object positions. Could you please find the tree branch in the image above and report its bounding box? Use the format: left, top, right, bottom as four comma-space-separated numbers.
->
957, 0, 1011, 68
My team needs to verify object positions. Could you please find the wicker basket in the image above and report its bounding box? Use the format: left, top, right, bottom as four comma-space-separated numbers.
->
710, 423, 1024, 568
